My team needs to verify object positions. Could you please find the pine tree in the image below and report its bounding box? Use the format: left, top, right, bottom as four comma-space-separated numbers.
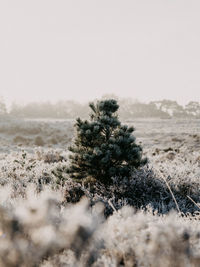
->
67, 99, 147, 184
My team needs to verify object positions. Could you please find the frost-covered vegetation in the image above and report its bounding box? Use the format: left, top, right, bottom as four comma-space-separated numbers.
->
67, 99, 147, 184
0, 116, 200, 266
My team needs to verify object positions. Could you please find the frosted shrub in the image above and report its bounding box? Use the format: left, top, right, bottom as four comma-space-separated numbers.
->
0, 186, 200, 267
1, 117, 200, 265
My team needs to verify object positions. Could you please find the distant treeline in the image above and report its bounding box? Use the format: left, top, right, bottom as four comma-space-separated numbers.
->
1, 96, 200, 119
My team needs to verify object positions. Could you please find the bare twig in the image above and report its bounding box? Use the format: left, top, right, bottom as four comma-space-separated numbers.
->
158, 171, 181, 213
187, 195, 200, 210
108, 199, 117, 213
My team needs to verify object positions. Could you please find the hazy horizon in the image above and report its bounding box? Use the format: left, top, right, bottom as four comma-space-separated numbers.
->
1, 94, 198, 108
1, 1, 200, 106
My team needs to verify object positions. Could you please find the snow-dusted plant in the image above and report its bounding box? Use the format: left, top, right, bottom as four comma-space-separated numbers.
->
67, 99, 147, 184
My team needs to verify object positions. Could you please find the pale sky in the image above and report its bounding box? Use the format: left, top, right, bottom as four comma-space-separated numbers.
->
1, 0, 200, 105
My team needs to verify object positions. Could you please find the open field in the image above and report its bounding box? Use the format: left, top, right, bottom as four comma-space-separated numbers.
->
1, 117, 200, 153
0, 118, 200, 266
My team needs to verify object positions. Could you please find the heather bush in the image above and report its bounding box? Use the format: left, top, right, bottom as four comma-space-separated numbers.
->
0, 185, 200, 267
35, 136, 45, 146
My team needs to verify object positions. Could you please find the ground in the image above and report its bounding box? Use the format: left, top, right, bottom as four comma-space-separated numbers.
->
0, 118, 200, 266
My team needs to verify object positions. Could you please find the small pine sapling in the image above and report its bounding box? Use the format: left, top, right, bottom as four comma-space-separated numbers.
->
67, 99, 147, 184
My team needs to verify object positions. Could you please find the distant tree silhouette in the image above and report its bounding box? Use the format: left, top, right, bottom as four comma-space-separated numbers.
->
0, 97, 7, 116
185, 101, 200, 118
7, 97, 200, 119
